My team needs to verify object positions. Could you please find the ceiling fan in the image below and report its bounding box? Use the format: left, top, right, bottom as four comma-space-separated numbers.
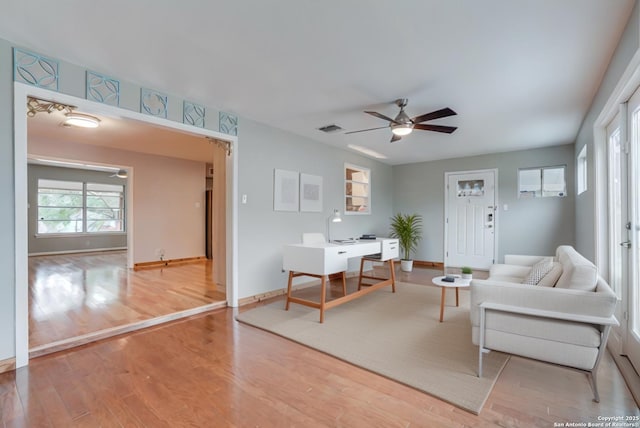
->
346, 98, 457, 142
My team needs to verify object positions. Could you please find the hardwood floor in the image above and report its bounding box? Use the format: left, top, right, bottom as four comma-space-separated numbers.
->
2, 265, 636, 426
28, 251, 225, 350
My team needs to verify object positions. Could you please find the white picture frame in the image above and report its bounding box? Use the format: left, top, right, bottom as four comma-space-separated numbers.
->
300, 173, 323, 212
274, 169, 299, 211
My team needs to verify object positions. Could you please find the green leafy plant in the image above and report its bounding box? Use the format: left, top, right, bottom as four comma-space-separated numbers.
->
389, 213, 423, 261
461, 266, 473, 275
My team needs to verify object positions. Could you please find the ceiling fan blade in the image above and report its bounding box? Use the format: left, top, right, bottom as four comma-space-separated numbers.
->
414, 123, 458, 134
411, 107, 457, 124
390, 134, 402, 143
345, 125, 389, 135
365, 111, 399, 124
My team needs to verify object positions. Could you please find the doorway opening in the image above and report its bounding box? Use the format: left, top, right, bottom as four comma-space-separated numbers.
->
14, 83, 238, 367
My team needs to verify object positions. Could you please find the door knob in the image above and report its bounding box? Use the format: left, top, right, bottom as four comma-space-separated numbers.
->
620, 241, 632, 248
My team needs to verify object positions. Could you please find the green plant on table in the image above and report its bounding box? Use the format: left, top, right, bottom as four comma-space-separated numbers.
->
461, 266, 473, 275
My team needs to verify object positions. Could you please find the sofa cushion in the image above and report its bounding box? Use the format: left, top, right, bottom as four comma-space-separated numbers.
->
484, 311, 602, 348
536, 262, 563, 287
489, 263, 531, 280
555, 246, 598, 291
522, 258, 554, 285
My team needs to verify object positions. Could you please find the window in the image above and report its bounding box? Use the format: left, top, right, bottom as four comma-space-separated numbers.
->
345, 163, 370, 214
86, 183, 125, 232
577, 145, 588, 195
37, 179, 84, 233
37, 179, 124, 234
518, 166, 566, 198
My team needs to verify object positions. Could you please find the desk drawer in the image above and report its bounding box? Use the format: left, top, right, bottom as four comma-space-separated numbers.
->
380, 239, 399, 260
283, 245, 348, 275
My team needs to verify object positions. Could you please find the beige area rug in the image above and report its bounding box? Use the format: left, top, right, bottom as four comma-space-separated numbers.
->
236, 282, 509, 415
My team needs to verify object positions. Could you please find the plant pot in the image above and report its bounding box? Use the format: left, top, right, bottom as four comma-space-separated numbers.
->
461, 273, 472, 280
400, 259, 413, 272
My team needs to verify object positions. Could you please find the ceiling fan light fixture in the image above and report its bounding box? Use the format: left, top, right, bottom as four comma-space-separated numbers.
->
64, 113, 101, 128
391, 123, 413, 136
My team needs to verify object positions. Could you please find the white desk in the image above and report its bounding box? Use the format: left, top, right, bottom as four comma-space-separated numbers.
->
283, 238, 399, 322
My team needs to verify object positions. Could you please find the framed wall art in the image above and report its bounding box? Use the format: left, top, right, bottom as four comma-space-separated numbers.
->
273, 169, 299, 211
300, 173, 322, 212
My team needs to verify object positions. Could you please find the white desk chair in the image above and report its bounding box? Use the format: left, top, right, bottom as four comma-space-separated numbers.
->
302, 233, 326, 245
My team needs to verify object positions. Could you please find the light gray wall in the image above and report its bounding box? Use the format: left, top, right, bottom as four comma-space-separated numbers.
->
392, 144, 576, 263
27, 165, 128, 255
237, 118, 393, 298
575, 2, 639, 262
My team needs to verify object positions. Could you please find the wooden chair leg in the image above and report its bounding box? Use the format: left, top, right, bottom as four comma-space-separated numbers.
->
285, 271, 294, 310
389, 259, 396, 293
320, 276, 326, 323
358, 258, 366, 290
341, 271, 347, 296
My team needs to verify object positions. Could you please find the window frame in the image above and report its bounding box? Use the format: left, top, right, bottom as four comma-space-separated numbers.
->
577, 145, 588, 195
37, 179, 126, 236
517, 165, 567, 199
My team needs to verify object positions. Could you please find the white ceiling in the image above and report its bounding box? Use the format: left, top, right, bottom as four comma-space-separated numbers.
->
1, 0, 635, 165
27, 107, 215, 163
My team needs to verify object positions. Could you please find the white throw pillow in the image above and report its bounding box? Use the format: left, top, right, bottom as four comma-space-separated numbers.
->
522, 258, 554, 285
536, 262, 563, 287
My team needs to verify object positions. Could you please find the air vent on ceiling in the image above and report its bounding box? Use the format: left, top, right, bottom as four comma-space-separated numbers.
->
318, 124, 343, 133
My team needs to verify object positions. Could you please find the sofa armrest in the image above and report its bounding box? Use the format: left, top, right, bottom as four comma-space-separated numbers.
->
479, 302, 619, 326
503, 254, 549, 266
469, 277, 617, 326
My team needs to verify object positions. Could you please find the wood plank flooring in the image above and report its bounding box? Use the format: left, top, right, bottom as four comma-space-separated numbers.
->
28, 251, 225, 350
2, 266, 636, 426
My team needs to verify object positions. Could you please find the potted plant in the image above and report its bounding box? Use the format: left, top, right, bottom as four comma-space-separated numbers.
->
461, 266, 473, 280
389, 213, 423, 272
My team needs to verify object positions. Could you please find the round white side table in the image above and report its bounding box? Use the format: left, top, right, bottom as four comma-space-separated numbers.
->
432, 275, 471, 322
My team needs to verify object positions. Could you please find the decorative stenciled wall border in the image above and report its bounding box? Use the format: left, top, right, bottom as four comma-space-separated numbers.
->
183, 101, 205, 128
86, 71, 120, 106
219, 112, 238, 136
140, 88, 168, 118
12, 47, 237, 136
13, 48, 59, 91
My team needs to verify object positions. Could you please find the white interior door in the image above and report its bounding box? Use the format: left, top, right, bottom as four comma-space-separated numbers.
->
445, 170, 496, 270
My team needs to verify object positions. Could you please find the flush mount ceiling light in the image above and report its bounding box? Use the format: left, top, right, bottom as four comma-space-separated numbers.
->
63, 112, 101, 128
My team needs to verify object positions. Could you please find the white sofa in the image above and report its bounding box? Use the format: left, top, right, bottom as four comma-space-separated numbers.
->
469, 245, 618, 402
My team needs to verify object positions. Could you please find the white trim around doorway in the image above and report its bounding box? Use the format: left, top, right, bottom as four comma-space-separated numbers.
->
13, 83, 239, 368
